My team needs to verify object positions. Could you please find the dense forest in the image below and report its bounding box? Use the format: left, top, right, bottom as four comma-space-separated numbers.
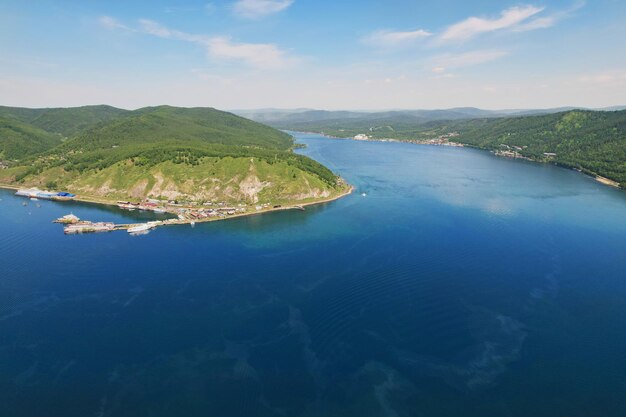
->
272, 109, 626, 187
0, 116, 62, 159
442, 111, 626, 185
0, 105, 343, 202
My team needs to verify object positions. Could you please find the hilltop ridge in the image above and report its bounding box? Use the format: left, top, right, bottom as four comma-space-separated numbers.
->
254, 108, 626, 188
0, 105, 348, 205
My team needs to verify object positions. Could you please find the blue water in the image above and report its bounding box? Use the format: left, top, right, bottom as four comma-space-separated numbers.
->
2, 133, 626, 416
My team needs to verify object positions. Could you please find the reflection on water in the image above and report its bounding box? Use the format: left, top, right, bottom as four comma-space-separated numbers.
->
1, 133, 626, 416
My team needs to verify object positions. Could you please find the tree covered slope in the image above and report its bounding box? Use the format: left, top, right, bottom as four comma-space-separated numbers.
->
271, 109, 626, 187
0, 116, 62, 159
0, 105, 129, 137
0, 105, 346, 204
60, 105, 294, 152
444, 110, 626, 185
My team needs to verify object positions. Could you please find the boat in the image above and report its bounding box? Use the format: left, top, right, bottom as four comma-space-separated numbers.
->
35, 192, 57, 200
361, 192, 367, 197
117, 203, 137, 211
153, 208, 167, 214
128, 229, 150, 236
127, 222, 159, 234
30, 197, 38, 201
16, 188, 40, 197
15, 188, 75, 201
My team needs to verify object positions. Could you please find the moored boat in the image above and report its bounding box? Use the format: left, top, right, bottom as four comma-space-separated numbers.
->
127, 221, 159, 234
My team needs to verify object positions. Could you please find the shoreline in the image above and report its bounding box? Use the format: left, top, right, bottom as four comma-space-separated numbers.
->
289, 130, 463, 147
0, 181, 354, 231
292, 131, 624, 190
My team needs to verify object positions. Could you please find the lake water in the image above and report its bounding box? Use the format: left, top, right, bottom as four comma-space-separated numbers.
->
1, 132, 626, 417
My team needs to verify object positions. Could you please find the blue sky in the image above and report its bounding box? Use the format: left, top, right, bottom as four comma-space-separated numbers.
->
1, 0, 625, 110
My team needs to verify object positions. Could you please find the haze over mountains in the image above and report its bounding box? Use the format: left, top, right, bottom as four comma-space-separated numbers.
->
234, 106, 626, 126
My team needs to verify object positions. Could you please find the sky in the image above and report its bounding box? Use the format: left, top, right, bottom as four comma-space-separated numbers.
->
1, 0, 626, 110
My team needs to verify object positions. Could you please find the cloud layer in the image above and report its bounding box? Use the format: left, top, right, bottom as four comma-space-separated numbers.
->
364, 29, 432, 48
233, 0, 293, 19
101, 17, 299, 70
440, 5, 545, 42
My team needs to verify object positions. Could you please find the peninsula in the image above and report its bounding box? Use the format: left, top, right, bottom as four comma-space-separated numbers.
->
0, 105, 352, 233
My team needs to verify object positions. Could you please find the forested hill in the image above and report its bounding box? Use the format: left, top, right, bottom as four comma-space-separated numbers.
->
0, 116, 62, 159
0, 105, 129, 137
60, 105, 294, 152
0, 105, 344, 204
271, 109, 626, 187
441, 110, 626, 186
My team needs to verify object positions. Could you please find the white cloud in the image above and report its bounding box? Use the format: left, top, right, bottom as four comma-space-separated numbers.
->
514, 0, 586, 32
432, 50, 508, 69
233, 0, 293, 19
513, 16, 556, 32
364, 29, 432, 48
429, 65, 454, 78
102, 17, 299, 70
99, 16, 131, 31
578, 71, 626, 85
137, 19, 206, 43
440, 5, 544, 42
207, 37, 299, 69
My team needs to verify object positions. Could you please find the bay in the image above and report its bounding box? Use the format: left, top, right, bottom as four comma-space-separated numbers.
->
1, 132, 626, 416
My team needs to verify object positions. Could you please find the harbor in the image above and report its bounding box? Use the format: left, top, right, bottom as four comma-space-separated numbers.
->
15, 188, 76, 201
52, 205, 310, 236
8, 184, 354, 236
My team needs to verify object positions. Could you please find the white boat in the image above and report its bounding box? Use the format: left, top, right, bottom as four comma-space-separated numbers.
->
16, 188, 39, 197
128, 229, 150, 236
127, 222, 158, 234
153, 208, 166, 213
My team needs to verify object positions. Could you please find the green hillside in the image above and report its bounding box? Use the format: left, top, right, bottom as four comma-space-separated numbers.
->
275, 109, 626, 187
0, 105, 347, 205
0, 105, 128, 137
440, 110, 626, 185
0, 116, 62, 159
60, 105, 294, 152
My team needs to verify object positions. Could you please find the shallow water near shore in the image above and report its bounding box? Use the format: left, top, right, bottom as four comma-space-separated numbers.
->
1, 132, 626, 417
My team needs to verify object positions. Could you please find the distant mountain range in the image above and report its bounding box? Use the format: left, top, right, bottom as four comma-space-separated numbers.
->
233, 106, 626, 126
236, 106, 626, 188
